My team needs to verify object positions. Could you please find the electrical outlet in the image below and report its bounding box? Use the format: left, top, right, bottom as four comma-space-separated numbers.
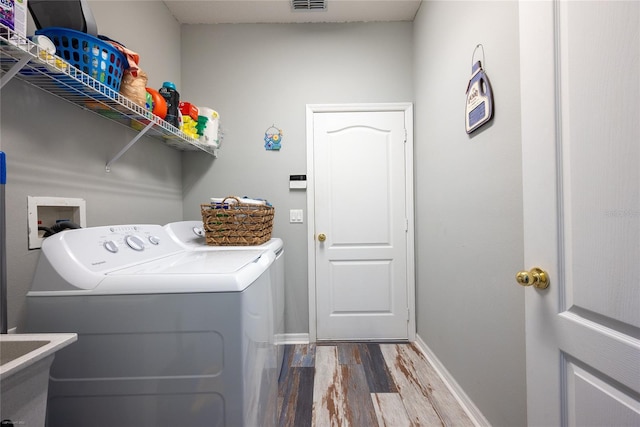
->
289, 209, 304, 223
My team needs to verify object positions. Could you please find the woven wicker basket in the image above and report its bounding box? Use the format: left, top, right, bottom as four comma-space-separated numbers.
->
201, 197, 274, 246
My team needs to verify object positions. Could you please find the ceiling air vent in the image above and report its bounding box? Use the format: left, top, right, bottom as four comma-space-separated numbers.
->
291, 0, 327, 11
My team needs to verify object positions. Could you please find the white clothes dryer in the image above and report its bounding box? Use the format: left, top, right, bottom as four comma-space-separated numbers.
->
164, 220, 282, 253
26, 224, 280, 427
164, 220, 286, 358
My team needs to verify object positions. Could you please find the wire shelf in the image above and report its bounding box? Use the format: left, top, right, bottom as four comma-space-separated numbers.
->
0, 24, 217, 164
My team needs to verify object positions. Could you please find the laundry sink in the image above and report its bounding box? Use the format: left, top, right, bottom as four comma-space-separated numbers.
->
0, 333, 77, 426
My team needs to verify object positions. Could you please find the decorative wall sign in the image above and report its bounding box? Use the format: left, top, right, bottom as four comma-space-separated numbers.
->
264, 125, 283, 150
465, 44, 494, 134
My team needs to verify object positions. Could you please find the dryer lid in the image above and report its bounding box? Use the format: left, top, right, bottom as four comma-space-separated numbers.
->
109, 249, 266, 275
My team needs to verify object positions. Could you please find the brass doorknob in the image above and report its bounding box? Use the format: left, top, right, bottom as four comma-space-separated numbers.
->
317, 233, 326, 242
516, 267, 550, 289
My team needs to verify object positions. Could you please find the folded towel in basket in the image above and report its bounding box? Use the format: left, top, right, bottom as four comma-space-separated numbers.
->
210, 196, 270, 206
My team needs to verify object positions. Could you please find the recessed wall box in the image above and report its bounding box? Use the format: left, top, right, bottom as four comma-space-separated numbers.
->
28, 196, 87, 249
289, 174, 307, 189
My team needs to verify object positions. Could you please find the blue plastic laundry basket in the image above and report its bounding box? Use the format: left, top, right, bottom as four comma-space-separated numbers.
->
35, 27, 127, 92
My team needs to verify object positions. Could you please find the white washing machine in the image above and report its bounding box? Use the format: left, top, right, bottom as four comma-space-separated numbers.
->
164, 220, 286, 359
26, 224, 280, 427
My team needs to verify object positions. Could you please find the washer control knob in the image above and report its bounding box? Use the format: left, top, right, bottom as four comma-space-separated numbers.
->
148, 235, 160, 245
104, 240, 119, 253
125, 235, 145, 251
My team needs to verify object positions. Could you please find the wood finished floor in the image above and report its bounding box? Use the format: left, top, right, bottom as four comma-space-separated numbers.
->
278, 342, 475, 427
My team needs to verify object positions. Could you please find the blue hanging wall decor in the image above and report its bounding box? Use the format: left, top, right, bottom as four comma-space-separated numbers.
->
264, 125, 283, 151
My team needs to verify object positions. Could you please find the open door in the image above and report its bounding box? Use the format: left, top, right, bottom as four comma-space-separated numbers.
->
519, 1, 639, 425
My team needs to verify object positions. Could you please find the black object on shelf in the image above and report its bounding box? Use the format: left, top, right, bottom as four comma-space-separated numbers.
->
28, 0, 98, 36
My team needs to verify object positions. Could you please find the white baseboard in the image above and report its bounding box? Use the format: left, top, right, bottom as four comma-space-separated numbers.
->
414, 334, 491, 427
279, 333, 310, 345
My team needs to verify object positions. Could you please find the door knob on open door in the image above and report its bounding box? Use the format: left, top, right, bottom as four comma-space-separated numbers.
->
516, 267, 550, 289
317, 233, 326, 242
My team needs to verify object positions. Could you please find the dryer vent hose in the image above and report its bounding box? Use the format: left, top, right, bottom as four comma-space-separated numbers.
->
39, 221, 82, 238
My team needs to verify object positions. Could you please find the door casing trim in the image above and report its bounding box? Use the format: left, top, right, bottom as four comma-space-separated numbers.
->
305, 102, 416, 342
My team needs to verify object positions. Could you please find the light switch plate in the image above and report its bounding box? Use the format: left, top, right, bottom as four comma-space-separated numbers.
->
289, 209, 304, 223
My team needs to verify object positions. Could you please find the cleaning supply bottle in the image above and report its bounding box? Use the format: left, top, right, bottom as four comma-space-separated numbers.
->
159, 82, 180, 128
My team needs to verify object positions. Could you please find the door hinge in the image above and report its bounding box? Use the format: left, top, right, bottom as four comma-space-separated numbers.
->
405, 218, 409, 232
404, 128, 407, 143
407, 307, 410, 322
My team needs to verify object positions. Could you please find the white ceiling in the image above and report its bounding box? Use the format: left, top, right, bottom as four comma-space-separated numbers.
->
163, 0, 422, 24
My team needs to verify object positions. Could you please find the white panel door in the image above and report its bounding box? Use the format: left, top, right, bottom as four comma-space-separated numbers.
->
311, 107, 411, 341
519, 1, 640, 426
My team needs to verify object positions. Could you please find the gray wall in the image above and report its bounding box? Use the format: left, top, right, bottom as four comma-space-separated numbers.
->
179, 22, 414, 334
413, 1, 526, 426
0, 2, 183, 329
